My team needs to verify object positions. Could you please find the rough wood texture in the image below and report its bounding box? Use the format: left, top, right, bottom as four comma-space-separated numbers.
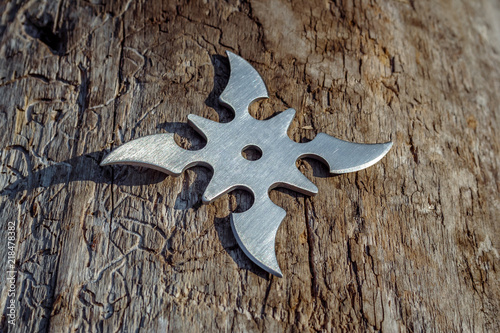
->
1, 0, 499, 332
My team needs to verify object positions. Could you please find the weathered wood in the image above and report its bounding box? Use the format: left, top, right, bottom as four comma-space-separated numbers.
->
1, 0, 499, 332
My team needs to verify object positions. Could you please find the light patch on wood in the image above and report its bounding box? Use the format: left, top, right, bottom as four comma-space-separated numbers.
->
14, 108, 25, 134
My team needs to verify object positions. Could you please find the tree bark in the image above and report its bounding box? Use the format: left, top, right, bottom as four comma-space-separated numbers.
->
1, 0, 499, 332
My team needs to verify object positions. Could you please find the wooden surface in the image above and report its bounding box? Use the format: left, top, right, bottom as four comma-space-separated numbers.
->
1, 0, 499, 332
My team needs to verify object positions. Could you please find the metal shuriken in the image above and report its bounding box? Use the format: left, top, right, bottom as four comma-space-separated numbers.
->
101, 51, 392, 277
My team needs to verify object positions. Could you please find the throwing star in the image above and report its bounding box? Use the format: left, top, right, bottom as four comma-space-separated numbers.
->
101, 52, 392, 277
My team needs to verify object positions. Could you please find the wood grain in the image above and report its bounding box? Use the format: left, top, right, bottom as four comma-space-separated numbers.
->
0, 0, 499, 332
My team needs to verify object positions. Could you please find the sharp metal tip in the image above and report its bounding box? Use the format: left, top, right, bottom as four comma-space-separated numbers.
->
100, 155, 112, 167
381, 141, 394, 155
201, 195, 212, 204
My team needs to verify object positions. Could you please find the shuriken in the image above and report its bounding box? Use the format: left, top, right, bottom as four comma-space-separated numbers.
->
101, 51, 392, 277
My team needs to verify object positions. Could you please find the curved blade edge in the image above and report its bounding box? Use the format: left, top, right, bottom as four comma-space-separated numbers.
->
100, 134, 201, 176
230, 196, 285, 277
301, 133, 393, 174
219, 51, 268, 117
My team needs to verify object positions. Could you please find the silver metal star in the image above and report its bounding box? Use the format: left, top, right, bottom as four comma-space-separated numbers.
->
101, 52, 392, 277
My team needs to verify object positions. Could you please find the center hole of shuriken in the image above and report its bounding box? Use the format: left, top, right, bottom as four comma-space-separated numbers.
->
241, 145, 262, 161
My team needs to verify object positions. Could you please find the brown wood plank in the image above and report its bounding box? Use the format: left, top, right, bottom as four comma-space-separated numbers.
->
0, 0, 499, 331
